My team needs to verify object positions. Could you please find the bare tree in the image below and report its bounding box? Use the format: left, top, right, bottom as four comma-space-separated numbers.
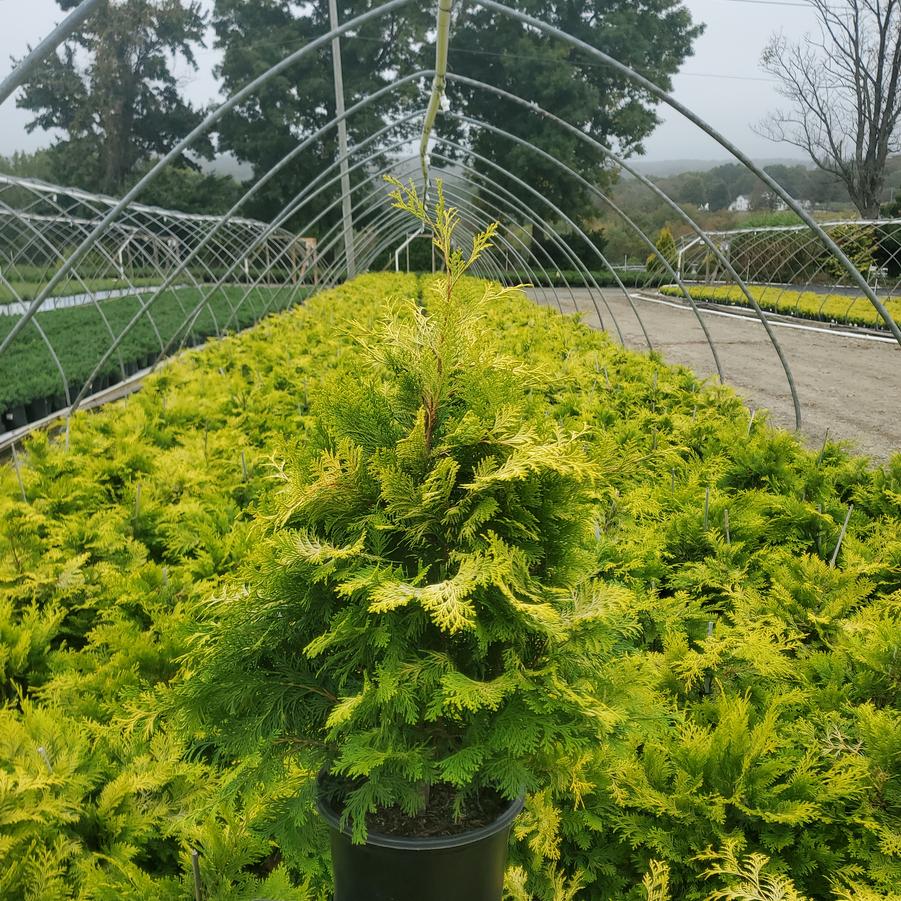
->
759, 0, 901, 218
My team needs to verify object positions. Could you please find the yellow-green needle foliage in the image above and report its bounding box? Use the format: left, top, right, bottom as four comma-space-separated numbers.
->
1, 261, 899, 895
659, 282, 901, 330
177, 183, 610, 840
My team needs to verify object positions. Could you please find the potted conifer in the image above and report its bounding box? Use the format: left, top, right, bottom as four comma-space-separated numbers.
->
177, 180, 607, 901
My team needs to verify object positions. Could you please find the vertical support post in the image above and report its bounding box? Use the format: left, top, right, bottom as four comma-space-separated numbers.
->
328, 0, 356, 279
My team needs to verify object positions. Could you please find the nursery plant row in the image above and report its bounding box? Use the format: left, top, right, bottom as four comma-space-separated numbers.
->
1, 263, 314, 304
503, 268, 668, 289
1, 272, 899, 899
0, 282, 308, 429
659, 282, 901, 330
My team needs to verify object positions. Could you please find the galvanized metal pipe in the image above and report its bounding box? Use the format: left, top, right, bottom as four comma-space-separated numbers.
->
0, 0, 102, 107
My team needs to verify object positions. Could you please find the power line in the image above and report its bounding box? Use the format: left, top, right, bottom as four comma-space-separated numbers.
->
192, 25, 780, 86
680, 71, 776, 82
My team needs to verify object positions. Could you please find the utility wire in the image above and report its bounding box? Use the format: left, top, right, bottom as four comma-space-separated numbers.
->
178, 30, 778, 87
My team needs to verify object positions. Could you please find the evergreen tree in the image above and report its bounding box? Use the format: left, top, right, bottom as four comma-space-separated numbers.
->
175, 181, 609, 839
823, 223, 877, 283
647, 225, 678, 272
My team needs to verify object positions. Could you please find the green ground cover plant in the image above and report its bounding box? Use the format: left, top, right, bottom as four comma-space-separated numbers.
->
0, 262, 899, 898
658, 282, 901, 330
0, 283, 306, 412
504, 269, 666, 289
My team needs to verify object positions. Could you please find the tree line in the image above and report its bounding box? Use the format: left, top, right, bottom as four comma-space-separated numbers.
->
8, 0, 700, 232
8, 0, 901, 262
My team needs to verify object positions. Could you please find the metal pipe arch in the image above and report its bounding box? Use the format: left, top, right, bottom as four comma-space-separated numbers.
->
322, 162, 583, 312
0, 0, 103, 107
474, 0, 901, 348
0, 0, 419, 358
286, 152, 597, 316
430, 134, 629, 345
298, 172, 535, 297
317, 175, 559, 302
435, 95, 724, 379
62, 113, 431, 407
183, 116, 594, 346
441, 73, 802, 427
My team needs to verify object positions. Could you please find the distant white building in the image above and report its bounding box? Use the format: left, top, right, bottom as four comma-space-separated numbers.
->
728, 194, 751, 212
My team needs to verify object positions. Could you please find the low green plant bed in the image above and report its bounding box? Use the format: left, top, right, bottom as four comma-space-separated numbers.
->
659, 282, 901, 329
1, 268, 899, 899
0, 282, 307, 411
504, 268, 667, 289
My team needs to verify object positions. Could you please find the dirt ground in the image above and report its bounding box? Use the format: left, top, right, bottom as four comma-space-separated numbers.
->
528, 286, 901, 463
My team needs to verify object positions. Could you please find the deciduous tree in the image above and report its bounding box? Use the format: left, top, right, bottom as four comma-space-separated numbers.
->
448, 0, 703, 226
759, 0, 901, 218
211, 0, 432, 233
211, 0, 702, 234
16, 0, 209, 195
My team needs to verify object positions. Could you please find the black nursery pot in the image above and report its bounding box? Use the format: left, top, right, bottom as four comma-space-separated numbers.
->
316, 782, 524, 901
3, 404, 28, 431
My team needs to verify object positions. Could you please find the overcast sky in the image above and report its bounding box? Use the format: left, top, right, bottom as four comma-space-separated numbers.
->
0, 0, 819, 163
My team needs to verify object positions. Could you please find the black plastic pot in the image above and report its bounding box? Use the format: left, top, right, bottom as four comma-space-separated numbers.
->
317, 783, 524, 901
25, 397, 50, 422
2, 405, 28, 431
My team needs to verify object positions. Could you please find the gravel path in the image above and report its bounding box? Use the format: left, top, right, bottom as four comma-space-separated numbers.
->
528, 287, 901, 462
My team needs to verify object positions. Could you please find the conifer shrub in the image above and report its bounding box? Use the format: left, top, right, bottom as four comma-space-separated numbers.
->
175, 181, 611, 840
646, 227, 678, 274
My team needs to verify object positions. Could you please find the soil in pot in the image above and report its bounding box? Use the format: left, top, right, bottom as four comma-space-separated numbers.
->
373, 784, 507, 839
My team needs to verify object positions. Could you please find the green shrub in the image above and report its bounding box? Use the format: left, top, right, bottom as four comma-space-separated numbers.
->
175, 181, 612, 841
0, 284, 309, 411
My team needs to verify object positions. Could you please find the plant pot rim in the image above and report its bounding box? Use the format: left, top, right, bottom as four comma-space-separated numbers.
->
315, 775, 525, 851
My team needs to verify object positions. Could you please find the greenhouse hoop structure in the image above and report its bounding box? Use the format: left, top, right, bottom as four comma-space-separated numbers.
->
0, 0, 899, 449
3, 0, 901, 898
